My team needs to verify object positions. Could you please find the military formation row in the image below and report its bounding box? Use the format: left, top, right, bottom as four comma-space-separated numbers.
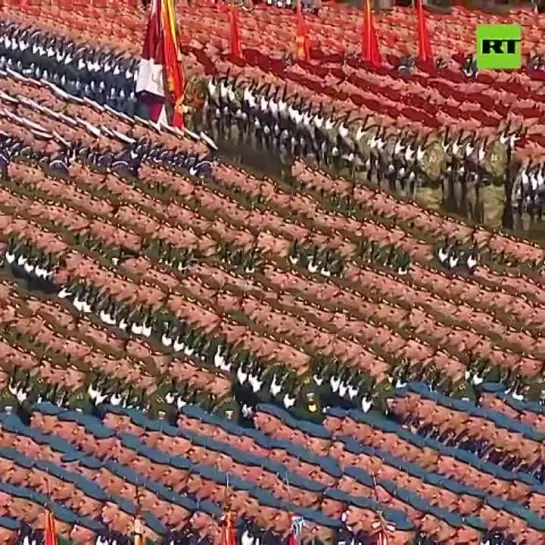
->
0, 395, 544, 545
2, 67, 545, 410
0, 4, 544, 545
5, 8, 545, 217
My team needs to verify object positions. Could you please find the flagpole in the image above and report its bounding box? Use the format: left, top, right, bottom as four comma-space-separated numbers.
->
363, 0, 371, 62
229, 0, 242, 59
44, 476, 58, 545
221, 473, 236, 545
415, 0, 432, 64
371, 474, 389, 545
162, 0, 185, 128
134, 478, 144, 545
285, 474, 294, 545
230, 0, 235, 57
295, 0, 309, 62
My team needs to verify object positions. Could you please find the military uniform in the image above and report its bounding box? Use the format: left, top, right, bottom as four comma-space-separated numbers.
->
212, 394, 241, 422
314, 371, 336, 410
334, 527, 355, 545
0, 25, 21, 70
111, 147, 142, 180
480, 363, 502, 384
63, 384, 92, 413
291, 374, 323, 424
309, 357, 336, 406
370, 379, 395, 414
146, 380, 173, 420
525, 379, 545, 403
0, 387, 18, 413
0, 24, 138, 115
445, 378, 474, 401
232, 361, 260, 416
259, 363, 286, 405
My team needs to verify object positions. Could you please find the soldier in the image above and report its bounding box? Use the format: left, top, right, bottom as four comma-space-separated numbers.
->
72, 44, 92, 94
111, 147, 142, 181
0, 150, 8, 182
2, 25, 22, 70
0, 24, 11, 69
259, 363, 288, 405
146, 379, 174, 421
15, 27, 33, 73
309, 358, 337, 409
291, 374, 323, 424
370, 378, 395, 414
213, 394, 241, 422
40, 148, 71, 181
0, 375, 19, 413
7, 369, 36, 425
233, 359, 264, 422
449, 379, 477, 402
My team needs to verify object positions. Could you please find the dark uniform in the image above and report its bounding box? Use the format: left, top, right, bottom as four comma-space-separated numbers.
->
0, 23, 138, 115
259, 363, 286, 405
0, 146, 9, 181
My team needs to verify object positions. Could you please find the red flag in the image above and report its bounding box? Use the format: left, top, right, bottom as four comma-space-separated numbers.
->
287, 525, 297, 545
295, 0, 310, 62
136, 0, 168, 124
288, 515, 304, 545
370, 476, 391, 545
416, 0, 432, 64
136, 0, 184, 127
162, 0, 185, 128
361, 0, 381, 66
44, 510, 57, 545
229, 2, 243, 59
222, 512, 236, 545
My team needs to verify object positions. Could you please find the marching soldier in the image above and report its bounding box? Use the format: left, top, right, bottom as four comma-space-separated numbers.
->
291, 374, 323, 424
146, 379, 172, 421
212, 394, 241, 422
67, 383, 94, 413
